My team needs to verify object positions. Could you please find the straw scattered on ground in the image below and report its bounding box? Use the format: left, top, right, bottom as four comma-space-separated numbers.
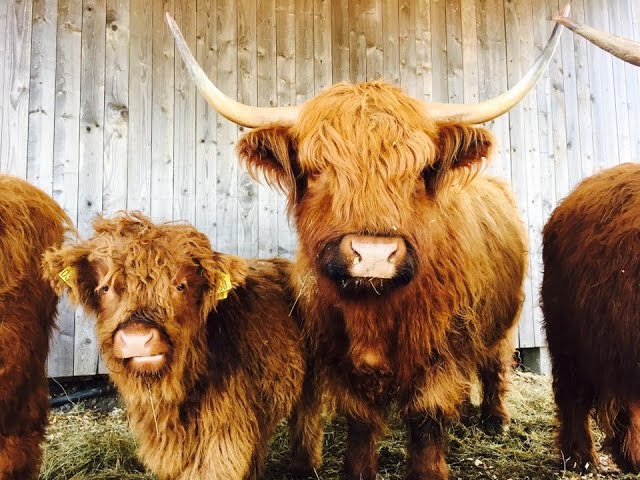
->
40, 371, 640, 480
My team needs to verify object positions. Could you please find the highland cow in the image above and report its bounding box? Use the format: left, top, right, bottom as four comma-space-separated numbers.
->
42, 212, 305, 480
542, 163, 640, 473
167, 8, 568, 480
0, 175, 70, 480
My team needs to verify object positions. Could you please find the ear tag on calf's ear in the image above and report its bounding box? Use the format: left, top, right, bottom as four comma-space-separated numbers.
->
215, 272, 233, 301
58, 266, 75, 287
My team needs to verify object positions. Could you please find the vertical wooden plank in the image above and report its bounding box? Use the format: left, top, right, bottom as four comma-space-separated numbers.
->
195, 0, 218, 240
48, 0, 82, 378
585, 0, 618, 171
27, 0, 58, 190
127, 0, 153, 214
75, 0, 106, 376
0, 0, 34, 177
460, 0, 478, 103
238, 0, 258, 258
349, 0, 366, 83
365, 0, 382, 81
445, 0, 462, 103
620, 0, 640, 163
415, 0, 432, 102
257, 0, 278, 257
314, 0, 331, 92
534, 0, 555, 221
296, 0, 314, 103
429, 0, 446, 101
276, 0, 296, 258
476, 0, 510, 182
503, 0, 537, 348
0, 1, 7, 135
608, 0, 633, 163
216, 0, 238, 253
555, 0, 582, 190
331, 0, 349, 82
399, 0, 416, 96
173, 0, 196, 224
104, 0, 129, 216
382, 0, 399, 85
151, 0, 174, 222
570, 0, 594, 179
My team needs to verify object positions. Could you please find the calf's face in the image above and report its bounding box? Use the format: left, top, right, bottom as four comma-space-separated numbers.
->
43, 214, 237, 379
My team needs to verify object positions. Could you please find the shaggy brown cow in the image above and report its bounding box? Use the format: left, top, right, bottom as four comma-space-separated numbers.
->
42, 212, 305, 480
167, 9, 568, 480
0, 175, 70, 479
542, 163, 640, 473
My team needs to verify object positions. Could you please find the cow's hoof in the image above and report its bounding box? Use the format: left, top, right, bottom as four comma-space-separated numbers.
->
560, 449, 598, 473
481, 415, 510, 436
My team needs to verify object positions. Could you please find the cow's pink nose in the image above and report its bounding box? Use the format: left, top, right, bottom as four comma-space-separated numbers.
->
113, 324, 165, 359
339, 234, 407, 279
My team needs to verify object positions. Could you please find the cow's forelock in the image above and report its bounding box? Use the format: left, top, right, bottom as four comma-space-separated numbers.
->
293, 82, 438, 233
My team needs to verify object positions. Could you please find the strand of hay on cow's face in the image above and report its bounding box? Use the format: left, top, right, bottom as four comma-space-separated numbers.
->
41, 373, 634, 479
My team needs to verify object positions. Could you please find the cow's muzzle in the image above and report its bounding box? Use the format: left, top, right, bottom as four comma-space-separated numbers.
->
320, 234, 417, 295
112, 321, 170, 374
340, 234, 407, 279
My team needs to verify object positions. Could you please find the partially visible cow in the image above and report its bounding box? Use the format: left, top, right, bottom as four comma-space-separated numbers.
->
543, 9, 640, 474
42, 212, 305, 480
0, 175, 71, 479
167, 8, 568, 480
542, 164, 640, 473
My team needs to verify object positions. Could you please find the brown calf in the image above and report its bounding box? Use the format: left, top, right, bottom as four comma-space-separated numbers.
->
42, 212, 305, 480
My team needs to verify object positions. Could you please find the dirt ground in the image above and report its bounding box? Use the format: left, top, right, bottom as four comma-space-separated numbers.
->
40, 371, 640, 480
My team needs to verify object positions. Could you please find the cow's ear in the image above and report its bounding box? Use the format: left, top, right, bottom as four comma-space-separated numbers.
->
42, 245, 102, 314
196, 251, 248, 319
237, 125, 299, 196
425, 124, 495, 194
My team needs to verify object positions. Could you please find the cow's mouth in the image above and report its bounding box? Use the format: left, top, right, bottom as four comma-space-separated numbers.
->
318, 234, 417, 296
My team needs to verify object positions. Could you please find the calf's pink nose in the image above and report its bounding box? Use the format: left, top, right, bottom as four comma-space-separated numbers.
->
113, 325, 160, 359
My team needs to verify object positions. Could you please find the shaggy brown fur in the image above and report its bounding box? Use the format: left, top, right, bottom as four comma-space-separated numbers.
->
0, 175, 70, 480
542, 162, 640, 473
42, 212, 305, 480
237, 81, 528, 480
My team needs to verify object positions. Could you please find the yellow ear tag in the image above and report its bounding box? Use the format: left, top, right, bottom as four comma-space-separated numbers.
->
58, 266, 75, 288
215, 272, 233, 301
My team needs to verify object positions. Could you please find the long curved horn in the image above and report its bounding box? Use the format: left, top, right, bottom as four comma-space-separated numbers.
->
553, 13, 640, 67
166, 13, 300, 127
428, 3, 571, 125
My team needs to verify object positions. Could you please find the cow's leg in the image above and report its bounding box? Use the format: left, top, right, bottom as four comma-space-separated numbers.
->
0, 431, 43, 480
405, 410, 449, 480
609, 402, 640, 473
289, 367, 324, 477
343, 415, 383, 480
551, 353, 596, 471
479, 337, 513, 435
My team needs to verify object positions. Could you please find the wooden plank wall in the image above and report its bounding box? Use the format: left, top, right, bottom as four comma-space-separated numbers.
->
1, 0, 639, 377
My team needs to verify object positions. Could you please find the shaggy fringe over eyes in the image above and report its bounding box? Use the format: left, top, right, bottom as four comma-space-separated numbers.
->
43, 211, 244, 319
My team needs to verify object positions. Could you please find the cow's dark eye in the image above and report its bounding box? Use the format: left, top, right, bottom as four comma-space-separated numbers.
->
100, 285, 109, 294
176, 283, 185, 292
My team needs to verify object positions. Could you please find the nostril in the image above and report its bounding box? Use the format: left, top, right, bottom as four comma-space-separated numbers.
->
350, 241, 363, 264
